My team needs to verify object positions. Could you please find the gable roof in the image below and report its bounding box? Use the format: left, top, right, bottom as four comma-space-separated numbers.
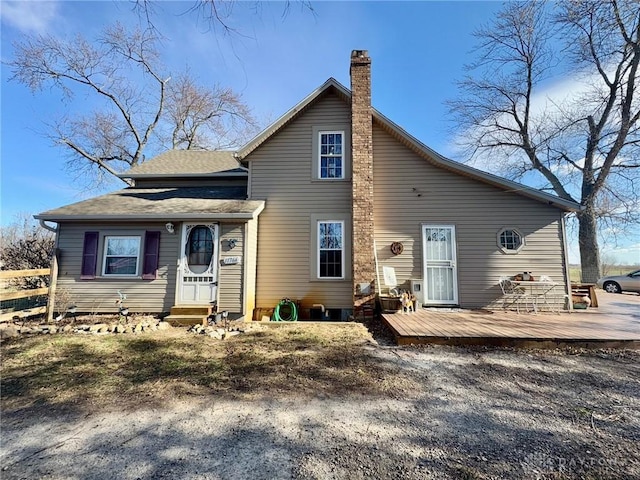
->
237, 78, 581, 213
35, 186, 264, 221
120, 150, 246, 179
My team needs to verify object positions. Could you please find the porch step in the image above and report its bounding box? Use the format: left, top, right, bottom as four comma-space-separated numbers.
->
164, 314, 208, 327
170, 305, 214, 316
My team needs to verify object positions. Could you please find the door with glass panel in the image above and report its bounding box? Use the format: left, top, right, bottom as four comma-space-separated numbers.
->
179, 223, 218, 304
422, 225, 458, 305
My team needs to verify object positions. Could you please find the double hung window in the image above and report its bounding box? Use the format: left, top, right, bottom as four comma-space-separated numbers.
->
319, 131, 344, 179
318, 221, 344, 278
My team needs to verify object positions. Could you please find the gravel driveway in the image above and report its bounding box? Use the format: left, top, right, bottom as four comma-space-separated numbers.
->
2, 343, 638, 479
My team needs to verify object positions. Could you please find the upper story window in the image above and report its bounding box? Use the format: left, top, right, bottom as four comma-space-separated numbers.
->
102, 236, 141, 276
319, 131, 344, 179
497, 228, 524, 254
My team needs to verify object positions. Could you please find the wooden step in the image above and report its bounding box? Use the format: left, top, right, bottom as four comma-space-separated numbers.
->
170, 305, 213, 316
164, 315, 208, 327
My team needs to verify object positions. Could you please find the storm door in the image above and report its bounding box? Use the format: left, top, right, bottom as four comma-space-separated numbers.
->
422, 225, 458, 305
179, 223, 219, 304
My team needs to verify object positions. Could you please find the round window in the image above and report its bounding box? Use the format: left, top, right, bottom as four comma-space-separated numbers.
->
187, 226, 213, 274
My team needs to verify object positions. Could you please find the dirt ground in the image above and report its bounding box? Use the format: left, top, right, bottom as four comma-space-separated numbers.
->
2, 337, 639, 479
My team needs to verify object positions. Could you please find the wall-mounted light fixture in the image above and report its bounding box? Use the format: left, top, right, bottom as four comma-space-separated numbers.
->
165, 222, 175, 234
227, 238, 237, 249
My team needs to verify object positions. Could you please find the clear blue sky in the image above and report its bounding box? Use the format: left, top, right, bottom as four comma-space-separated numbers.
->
1, 1, 638, 265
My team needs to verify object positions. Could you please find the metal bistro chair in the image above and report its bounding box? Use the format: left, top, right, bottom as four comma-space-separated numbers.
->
499, 277, 531, 313
535, 275, 570, 313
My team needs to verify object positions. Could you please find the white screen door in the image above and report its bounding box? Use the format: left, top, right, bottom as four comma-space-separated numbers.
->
179, 223, 218, 304
422, 225, 458, 305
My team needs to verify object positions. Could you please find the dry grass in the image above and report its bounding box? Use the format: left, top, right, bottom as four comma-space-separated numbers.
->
0, 323, 417, 413
569, 264, 639, 282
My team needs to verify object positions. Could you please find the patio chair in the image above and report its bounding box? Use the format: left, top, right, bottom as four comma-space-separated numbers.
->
499, 276, 531, 313
535, 275, 570, 313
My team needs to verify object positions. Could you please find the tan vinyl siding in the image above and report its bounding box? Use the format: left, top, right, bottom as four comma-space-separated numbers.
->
56, 223, 179, 313
243, 217, 258, 320
218, 223, 244, 313
249, 91, 353, 309
372, 124, 567, 308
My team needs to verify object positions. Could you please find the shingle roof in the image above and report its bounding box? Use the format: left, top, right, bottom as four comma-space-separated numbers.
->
35, 187, 264, 221
120, 150, 246, 178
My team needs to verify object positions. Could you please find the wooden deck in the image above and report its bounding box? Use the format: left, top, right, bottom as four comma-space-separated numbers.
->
382, 292, 640, 348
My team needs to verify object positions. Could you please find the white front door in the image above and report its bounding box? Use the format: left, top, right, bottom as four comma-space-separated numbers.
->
422, 225, 458, 305
179, 223, 219, 304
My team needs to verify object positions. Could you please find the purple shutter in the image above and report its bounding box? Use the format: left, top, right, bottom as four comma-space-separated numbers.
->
142, 231, 161, 280
80, 231, 99, 280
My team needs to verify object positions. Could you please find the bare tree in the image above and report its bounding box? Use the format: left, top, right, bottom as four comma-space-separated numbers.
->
9, 24, 167, 188
449, 0, 640, 282
0, 215, 55, 289
133, 0, 315, 36
7, 23, 256, 188
165, 73, 257, 150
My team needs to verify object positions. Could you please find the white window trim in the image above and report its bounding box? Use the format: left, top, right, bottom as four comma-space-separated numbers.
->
102, 235, 141, 276
317, 220, 345, 279
318, 130, 345, 180
497, 227, 524, 254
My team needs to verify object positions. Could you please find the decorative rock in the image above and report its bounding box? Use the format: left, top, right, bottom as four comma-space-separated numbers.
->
48, 326, 58, 334
226, 331, 241, 337
148, 324, 158, 332
89, 323, 107, 333
19, 327, 33, 334
0, 326, 19, 339
63, 325, 73, 333
156, 322, 171, 330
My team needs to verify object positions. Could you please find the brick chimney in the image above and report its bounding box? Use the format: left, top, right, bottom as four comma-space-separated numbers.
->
350, 50, 376, 305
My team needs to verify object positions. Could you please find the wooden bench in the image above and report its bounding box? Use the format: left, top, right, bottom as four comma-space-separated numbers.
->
571, 283, 599, 307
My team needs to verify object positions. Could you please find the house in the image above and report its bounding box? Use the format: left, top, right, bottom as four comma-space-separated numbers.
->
36, 50, 581, 322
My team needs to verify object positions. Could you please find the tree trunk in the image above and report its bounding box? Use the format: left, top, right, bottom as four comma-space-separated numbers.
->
577, 209, 601, 283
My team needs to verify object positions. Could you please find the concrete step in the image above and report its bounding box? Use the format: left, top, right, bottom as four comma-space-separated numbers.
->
170, 305, 213, 316
164, 315, 208, 327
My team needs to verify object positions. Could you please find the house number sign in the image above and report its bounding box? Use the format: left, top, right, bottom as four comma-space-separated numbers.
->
222, 256, 240, 265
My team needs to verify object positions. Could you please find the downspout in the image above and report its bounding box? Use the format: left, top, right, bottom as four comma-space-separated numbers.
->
39, 219, 58, 233
560, 212, 573, 312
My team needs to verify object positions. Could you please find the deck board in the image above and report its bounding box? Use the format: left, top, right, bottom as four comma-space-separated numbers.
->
382, 294, 640, 346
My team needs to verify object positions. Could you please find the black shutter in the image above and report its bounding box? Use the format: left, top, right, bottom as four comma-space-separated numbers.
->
80, 231, 99, 280
142, 231, 161, 280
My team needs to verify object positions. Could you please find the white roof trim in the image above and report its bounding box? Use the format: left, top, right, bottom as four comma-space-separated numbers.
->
35, 203, 266, 223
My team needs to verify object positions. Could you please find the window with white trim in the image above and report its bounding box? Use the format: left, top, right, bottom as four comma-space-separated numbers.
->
497, 228, 524, 253
102, 236, 141, 276
318, 221, 344, 278
319, 131, 344, 179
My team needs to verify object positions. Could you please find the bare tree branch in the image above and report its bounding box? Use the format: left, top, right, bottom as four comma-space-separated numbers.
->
449, 0, 640, 281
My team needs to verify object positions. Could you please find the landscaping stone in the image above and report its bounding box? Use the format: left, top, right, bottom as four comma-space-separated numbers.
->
0, 325, 19, 339
157, 322, 171, 330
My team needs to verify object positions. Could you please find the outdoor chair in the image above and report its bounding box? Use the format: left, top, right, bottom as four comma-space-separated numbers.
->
499, 276, 532, 313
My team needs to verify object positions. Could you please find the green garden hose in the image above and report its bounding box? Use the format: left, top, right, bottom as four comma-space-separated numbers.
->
272, 298, 298, 321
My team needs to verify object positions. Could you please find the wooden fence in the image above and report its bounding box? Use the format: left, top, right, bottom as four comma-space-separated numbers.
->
0, 268, 51, 321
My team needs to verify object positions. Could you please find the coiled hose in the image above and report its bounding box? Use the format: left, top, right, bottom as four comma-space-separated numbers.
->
272, 298, 298, 321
